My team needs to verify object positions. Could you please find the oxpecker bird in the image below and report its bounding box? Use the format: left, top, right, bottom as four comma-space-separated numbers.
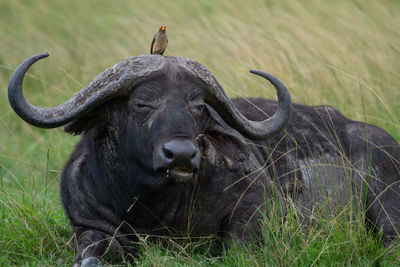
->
150, 26, 168, 55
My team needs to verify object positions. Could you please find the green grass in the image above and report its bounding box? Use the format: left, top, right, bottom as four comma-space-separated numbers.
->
0, 0, 399, 266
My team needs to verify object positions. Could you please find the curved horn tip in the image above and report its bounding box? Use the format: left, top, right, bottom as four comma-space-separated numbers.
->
249, 69, 289, 91
18, 52, 50, 62
249, 69, 258, 74
249, 69, 270, 77
34, 52, 50, 60
14, 53, 50, 70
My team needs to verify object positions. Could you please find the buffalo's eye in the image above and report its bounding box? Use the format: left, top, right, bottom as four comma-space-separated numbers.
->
133, 101, 156, 111
136, 103, 149, 109
189, 103, 205, 116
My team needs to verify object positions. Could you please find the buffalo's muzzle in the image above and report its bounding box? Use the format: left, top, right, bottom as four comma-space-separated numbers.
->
154, 139, 200, 182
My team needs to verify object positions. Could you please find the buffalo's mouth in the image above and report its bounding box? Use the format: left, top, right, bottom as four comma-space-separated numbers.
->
166, 167, 196, 183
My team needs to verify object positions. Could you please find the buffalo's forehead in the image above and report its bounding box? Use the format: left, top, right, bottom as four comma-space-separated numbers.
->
138, 56, 207, 95
100, 55, 213, 96
164, 56, 207, 86
128, 56, 207, 101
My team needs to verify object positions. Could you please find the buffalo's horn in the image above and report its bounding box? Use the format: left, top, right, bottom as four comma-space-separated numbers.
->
187, 60, 292, 140
8, 53, 166, 128
208, 70, 291, 140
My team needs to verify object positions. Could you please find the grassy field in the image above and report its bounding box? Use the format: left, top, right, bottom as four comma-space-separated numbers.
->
1, 0, 400, 266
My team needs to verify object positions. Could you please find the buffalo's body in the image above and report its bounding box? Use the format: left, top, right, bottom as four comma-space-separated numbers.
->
8, 54, 400, 266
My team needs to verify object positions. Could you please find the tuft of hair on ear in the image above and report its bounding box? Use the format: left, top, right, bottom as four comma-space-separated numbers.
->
64, 113, 96, 135
64, 98, 127, 135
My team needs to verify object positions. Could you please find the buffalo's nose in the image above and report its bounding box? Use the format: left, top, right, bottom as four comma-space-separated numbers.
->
162, 139, 199, 167
154, 139, 200, 171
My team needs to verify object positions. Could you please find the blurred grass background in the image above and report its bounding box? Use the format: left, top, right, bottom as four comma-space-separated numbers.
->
0, 0, 399, 265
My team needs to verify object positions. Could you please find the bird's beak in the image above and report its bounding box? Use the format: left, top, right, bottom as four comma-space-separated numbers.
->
161, 26, 166, 31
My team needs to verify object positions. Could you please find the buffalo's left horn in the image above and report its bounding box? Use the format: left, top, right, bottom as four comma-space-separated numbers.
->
8, 53, 165, 128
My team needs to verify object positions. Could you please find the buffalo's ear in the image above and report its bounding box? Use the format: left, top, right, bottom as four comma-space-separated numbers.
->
64, 98, 126, 135
64, 113, 96, 135
202, 104, 250, 166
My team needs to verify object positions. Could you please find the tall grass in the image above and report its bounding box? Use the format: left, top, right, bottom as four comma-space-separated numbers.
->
0, 0, 399, 265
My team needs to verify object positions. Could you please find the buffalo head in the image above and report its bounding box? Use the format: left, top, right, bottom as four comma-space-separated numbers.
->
8, 53, 291, 186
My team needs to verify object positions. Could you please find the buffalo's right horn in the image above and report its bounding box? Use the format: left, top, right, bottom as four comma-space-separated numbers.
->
8, 53, 166, 128
183, 58, 292, 140
208, 70, 292, 140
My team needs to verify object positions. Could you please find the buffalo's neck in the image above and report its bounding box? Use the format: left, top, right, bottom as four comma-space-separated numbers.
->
92, 153, 194, 232
124, 181, 195, 232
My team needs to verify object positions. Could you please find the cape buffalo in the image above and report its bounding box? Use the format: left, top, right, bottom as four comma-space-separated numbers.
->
8, 53, 400, 266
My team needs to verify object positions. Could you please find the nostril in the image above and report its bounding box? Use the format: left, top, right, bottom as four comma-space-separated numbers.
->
158, 139, 200, 170
163, 146, 174, 159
